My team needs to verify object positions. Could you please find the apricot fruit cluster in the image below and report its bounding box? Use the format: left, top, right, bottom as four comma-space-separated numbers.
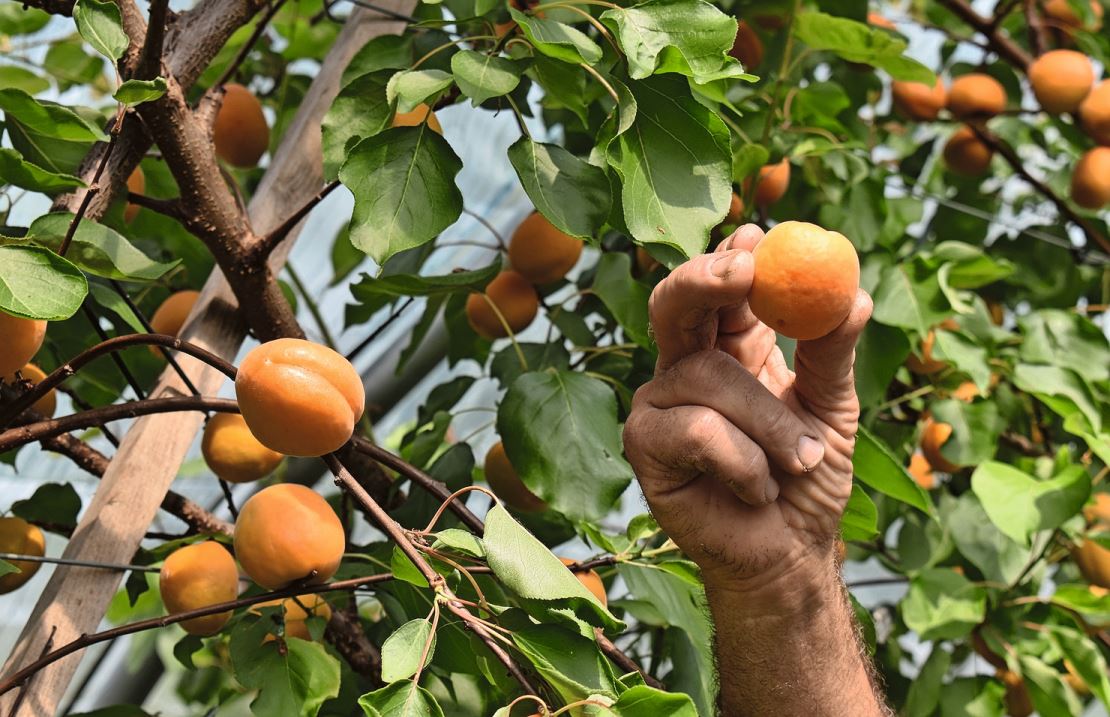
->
0, 517, 45, 594
158, 541, 239, 635
201, 412, 284, 483
0, 311, 47, 377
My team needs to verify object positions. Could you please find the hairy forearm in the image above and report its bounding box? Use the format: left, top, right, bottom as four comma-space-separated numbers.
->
706, 550, 890, 717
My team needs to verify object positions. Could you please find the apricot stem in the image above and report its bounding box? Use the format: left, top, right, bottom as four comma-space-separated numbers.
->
479, 293, 529, 370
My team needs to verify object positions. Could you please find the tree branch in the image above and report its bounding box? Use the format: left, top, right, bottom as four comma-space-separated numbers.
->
214, 0, 290, 89
936, 0, 1032, 70
1022, 0, 1047, 56
136, 0, 171, 80
126, 192, 187, 220
245, 180, 342, 263
594, 629, 663, 689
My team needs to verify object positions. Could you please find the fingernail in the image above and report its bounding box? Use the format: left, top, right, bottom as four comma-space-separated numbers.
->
764, 479, 780, 503
797, 436, 824, 472
711, 251, 744, 278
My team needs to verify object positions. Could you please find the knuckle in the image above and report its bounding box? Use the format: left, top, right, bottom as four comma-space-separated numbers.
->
683, 409, 727, 469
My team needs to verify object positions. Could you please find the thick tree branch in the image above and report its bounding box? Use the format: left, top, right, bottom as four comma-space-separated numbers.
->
1022, 0, 1047, 56
136, 0, 171, 80
936, 0, 1032, 70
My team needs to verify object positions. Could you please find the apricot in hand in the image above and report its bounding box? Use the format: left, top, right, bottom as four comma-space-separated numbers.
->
748, 221, 860, 341
891, 77, 947, 121
947, 73, 1007, 118
202, 413, 284, 483
1072, 147, 1110, 209
158, 541, 240, 635
508, 212, 583, 285
0, 517, 45, 594
484, 441, 547, 513
233, 483, 345, 589
2, 364, 56, 417
0, 311, 47, 377
235, 338, 365, 457
465, 271, 539, 339
213, 83, 270, 168
1028, 50, 1094, 114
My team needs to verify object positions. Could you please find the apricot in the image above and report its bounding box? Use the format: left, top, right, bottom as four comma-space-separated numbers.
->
1080, 80, 1110, 145
234, 483, 345, 589
559, 557, 606, 606
1073, 537, 1110, 588
1064, 662, 1090, 695
952, 381, 980, 402
213, 83, 270, 168
998, 669, 1033, 717
201, 412, 284, 483
507, 212, 584, 285
0, 517, 44, 594
725, 192, 744, 225
0, 311, 47, 377
255, 593, 332, 641
158, 541, 239, 635
943, 125, 994, 176
465, 271, 539, 339
2, 363, 56, 417
1043, 0, 1103, 31
891, 78, 947, 121
868, 12, 896, 30
124, 166, 144, 223
752, 160, 790, 207
634, 246, 661, 275
920, 418, 959, 473
150, 290, 200, 340
1083, 492, 1110, 525
235, 338, 365, 457
908, 452, 936, 490
484, 441, 546, 513
748, 221, 860, 341
906, 330, 947, 374
947, 74, 1007, 118
1072, 147, 1110, 209
393, 103, 443, 134
729, 20, 763, 70
987, 300, 1005, 326
1028, 50, 1094, 114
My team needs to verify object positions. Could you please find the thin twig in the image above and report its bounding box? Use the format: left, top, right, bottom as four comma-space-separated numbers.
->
345, 297, 415, 363
214, 0, 291, 89
1022, 0, 1047, 56
59, 109, 127, 257
136, 0, 170, 80
936, 0, 1032, 70
80, 301, 146, 402
249, 180, 342, 262
0, 553, 161, 574
108, 279, 203, 397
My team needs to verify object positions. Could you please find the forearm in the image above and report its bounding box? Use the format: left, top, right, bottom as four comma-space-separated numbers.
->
705, 549, 889, 717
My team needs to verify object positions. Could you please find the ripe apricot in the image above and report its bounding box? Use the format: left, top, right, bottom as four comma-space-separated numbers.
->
508, 212, 584, 285
634, 246, 661, 275
0, 311, 47, 377
730, 20, 763, 70
255, 593, 332, 641
158, 541, 239, 635
868, 12, 896, 29
2, 364, 56, 417
1064, 662, 1091, 695
484, 441, 546, 513
908, 453, 936, 490
725, 192, 744, 225
559, 557, 606, 606
921, 418, 959, 473
947, 74, 1007, 118
150, 290, 200, 340
987, 300, 1005, 326
213, 83, 270, 168
891, 78, 947, 121
0, 517, 44, 594
465, 271, 539, 339
1074, 538, 1110, 588
998, 669, 1033, 717
1079, 79, 1110, 145
752, 160, 790, 207
234, 483, 345, 589
906, 330, 946, 374
1028, 50, 1094, 114
124, 166, 144, 223
1043, 0, 1103, 31
748, 221, 860, 341
1072, 147, 1110, 209
201, 413, 284, 483
393, 103, 443, 134
1083, 492, 1110, 525
952, 381, 980, 402
943, 125, 994, 176
235, 338, 365, 457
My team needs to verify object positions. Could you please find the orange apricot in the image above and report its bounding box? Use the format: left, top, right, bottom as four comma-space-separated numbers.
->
465, 271, 539, 339
0, 517, 45, 594
908, 452, 936, 490
0, 311, 47, 377
943, 125, 994, 176
752, 160, 790, 207
868, 12, 896, 29
1043, 0, 1103, 31
748, 221, 860, 341
201, 412, 284, 483
124, 166, 144, 223
906, 329, 947, 374
1079, 80, 1110, 145
255, 593, 332, 641
730, 20, 763, 70
1084, 492, 1110, 525
393, 103, 443, 134
725, 192, 745, 225
1028, 50, 1094, 114
508, 212, 584, 285
1074, 537, 1110, 588
213, 83, 270, 168
150, 290, 200, 342
998, 669, 1034, 717
947, 74, 1007, 118
952, 381, 980, 402
634, 246, 661, 275
235, 338, 365, 457
158, 541, 240, 635
891, 78, 947, 121
920, 418, 959, 473
234, 483, 346, 589
559, 557, 606, 606
484, 441, 547, 513
1072, 147, 1110, 209
2, 363, 56, 417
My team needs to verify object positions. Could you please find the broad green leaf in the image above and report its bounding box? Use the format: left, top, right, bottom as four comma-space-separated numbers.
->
112, 77, 167, 105
450, 50, 523, 105
347, 261, 499, 322
0, 89, 106, 142
431, 528, 486, 558
591, 253, 651, 349
931, 329, 991, 391
929, 241, 1014, 289
1019, 310, 1110, 383
510, 623, 618, 703
611, 685, 698, 716
930, 398, 1005, 468
732, 143, 769, 184
340, 126, 464, 265
0, 1, 50, 34
5, 118, 92, 176
1047, 624, 1110, 710
507, 138, 611, 239
938, 677, 1005, 717
793, 11, 933, 82
321, 70, 392, 181
0, 67, 50, 95
24, 213, 179, 281
386, 69, 454, 113
358, 681, 445, 717
1017, 654, 1083, 717
840, 482, 879, 541
853, 426, 934, 516
230, 616, 341, 717
854, 321, 910, 408
510, 8, 603, 64
943, 492, 1031, 585
971, 462, 1089, 546
42, 37, 106, 92
489, 341, 571, 388
497, 371, 633, 521
88, 282, 147, 333
901, 568, 986, 640
73, 0, 129, 61
12, 483, 82, 528
380, 618, 435, 682
0, 148, 85, 194
600, 0, 747, 84
342, 34, 413, 86
1014, 363, 1103, 433
870, 258, 950, 334
605, 74, 731, 258
905, 644, 951, 717
0, 245, 87, 320
1052, 584, 1110, 626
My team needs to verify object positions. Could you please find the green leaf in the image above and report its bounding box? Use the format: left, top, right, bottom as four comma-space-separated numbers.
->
450, 50, 523, 105
611, 685, 698, 716
0, 245, 87, 320
0, 2, 50, 35
905, 644, 951, 717
431, 528, 486, 558
600, 0, 747, 84
321, 70, 392, 181
510, 623, 618, 703
0, 89, 106, 142
943, 492, 1031, 585
1047, 624, 1110, 710
732, 144, 770, 184
1019, 310, 1110, 384
1014, 363, 1103, 433
1052, 584, 1110, 626
840, 482, 879, 541
358, 681, 445, 717
1017, 654, 1083, 717
347, 261, 499, 322
88, 282, 147, 333
793, 11, 933, 82
0, 66, 50, 95
340, 127, 464, 265
853, 426, 934, 517
0, 148, 85, 194
73, 0, 129, 61
489, 341, 570, 388
971, 462, 1089, 546
938, 677, 1005, 717
23, 213, 179, 281
112, 77, 167, 105
591, 253, 652, 349
901, 567, 986, 640
870, 258, 951, 334
507, 138, 611, 239
12, 483, 82, 528
229, 616, 341, 717
605, 74, 731, 258
930, 398, 1006, 468
497, 371, 634, 521
509, 8, 603, 64
380, 618, 435, 683
0, 560, 17, 579
342, 34, 413, 85
386, 69, 454, 113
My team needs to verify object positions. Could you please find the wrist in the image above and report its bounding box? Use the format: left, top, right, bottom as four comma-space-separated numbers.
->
701, 543, 841, 620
